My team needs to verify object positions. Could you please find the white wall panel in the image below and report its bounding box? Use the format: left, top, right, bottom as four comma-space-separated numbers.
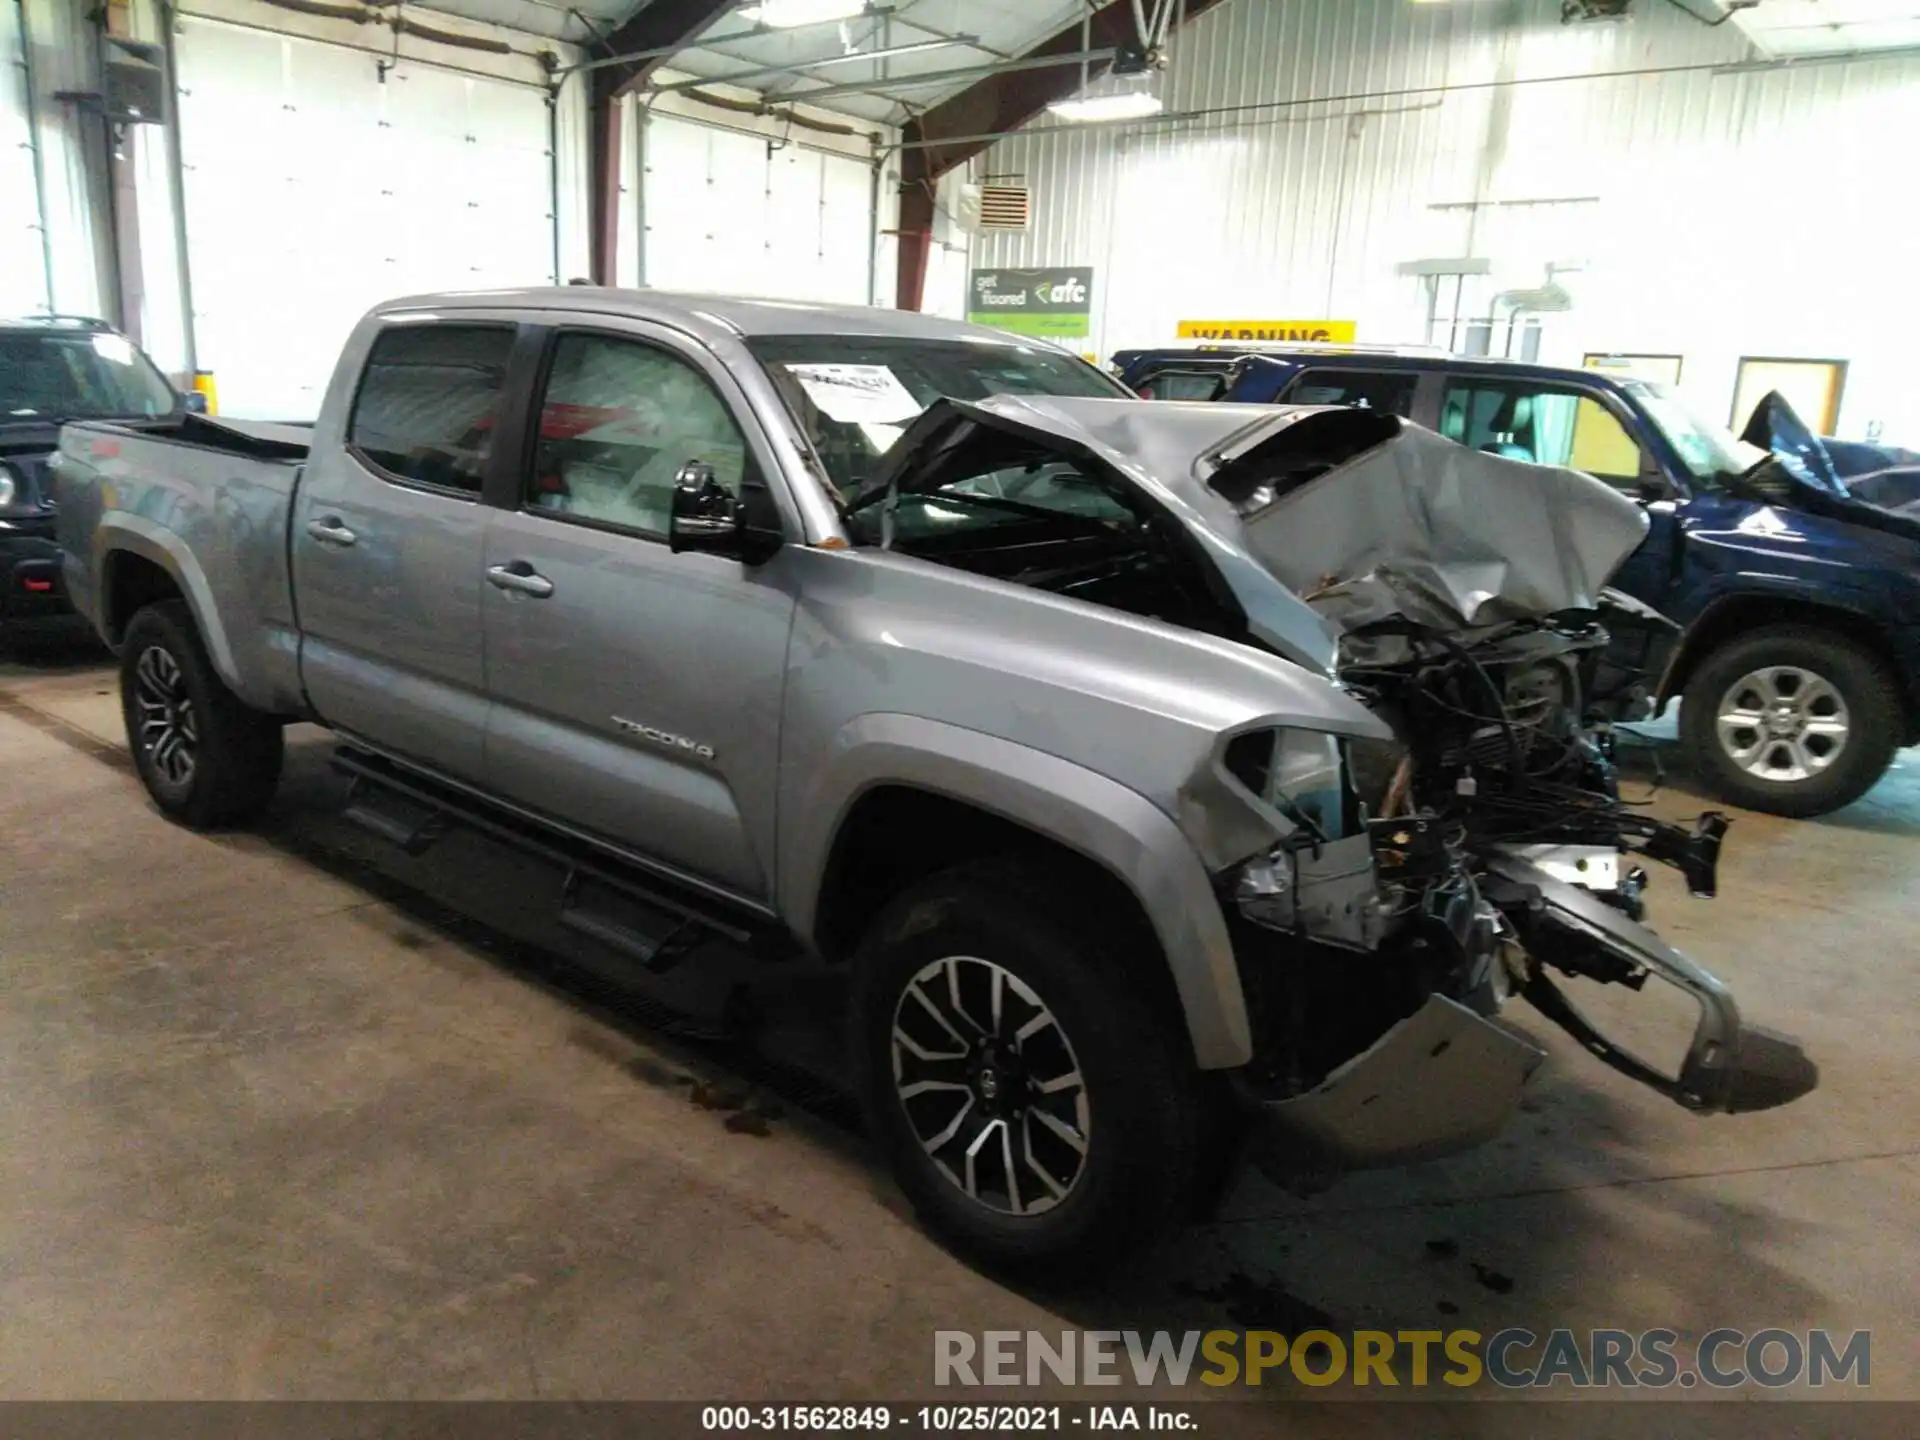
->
0, 0, 48, 316
640, 109, 876, 304
973, 0, 1920, 439
175, 16, 558, 419
122, 0, 191, 374
821, 151, 875, 304
20, 0, 108, 318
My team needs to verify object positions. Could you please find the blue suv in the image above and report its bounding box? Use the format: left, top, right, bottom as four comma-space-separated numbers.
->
1112, 344, 1920, 819
1, 316, 190, 635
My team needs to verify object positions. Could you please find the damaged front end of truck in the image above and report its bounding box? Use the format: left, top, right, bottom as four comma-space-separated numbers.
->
855, 395, 1818, 1183
1198, 405, 1819, 1180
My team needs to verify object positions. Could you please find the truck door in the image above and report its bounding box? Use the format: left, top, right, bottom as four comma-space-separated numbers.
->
479, 324, 796, 906
291, 319, 519, 781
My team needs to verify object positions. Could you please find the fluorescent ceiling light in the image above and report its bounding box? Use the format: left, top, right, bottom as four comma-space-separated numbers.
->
1047, 89, 1165, 122
738, 0, 866, 27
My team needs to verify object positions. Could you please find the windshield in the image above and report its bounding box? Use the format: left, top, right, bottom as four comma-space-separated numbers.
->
0, 329, 178, 423
747, 334, 1124, 498
1627, 379, 1764, 481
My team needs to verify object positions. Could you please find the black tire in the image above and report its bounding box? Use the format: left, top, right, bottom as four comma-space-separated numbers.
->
120, 600, 284, 829
850, 857, 1206, 1277
1680, 624, 1902, 818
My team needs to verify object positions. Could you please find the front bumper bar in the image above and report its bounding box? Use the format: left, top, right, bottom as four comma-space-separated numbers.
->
1232, 846, 1816, 1187
1487, 851, 1818, 1115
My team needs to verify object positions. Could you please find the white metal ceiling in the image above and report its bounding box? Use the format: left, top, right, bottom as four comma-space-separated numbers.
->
664, 0, 1094, 121
1728, 0, 1920, 58
397, 0, 1098, 119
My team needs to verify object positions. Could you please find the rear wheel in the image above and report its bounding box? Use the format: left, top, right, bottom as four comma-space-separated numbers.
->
120, 601, 283, 829
850, 858, 1206, 1276
1681, 624, 1901, 818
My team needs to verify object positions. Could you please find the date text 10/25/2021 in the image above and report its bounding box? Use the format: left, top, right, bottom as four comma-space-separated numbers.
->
702, 1407, 1189, 1432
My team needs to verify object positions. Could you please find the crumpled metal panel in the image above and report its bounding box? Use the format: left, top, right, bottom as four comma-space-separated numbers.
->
1237, 417, 1651, 635
957, 394, 1647, 644
1240, 994, 1546, 1178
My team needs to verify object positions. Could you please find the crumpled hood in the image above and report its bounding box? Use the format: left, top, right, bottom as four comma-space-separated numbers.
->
1738, 391, 1920, 539
1225, 412, 1650, 635
955, 395, 1648, 638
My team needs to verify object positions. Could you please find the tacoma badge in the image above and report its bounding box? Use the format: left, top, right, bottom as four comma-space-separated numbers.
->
611, 715, 715, 762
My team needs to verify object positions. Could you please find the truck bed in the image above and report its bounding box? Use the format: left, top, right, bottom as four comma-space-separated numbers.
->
54, 413, 310, 718
140, 412, 314, 460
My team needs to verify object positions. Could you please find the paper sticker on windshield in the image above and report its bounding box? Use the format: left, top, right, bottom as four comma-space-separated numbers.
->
785, 364, 922, 424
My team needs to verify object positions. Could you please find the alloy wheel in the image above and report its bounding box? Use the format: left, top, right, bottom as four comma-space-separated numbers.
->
890, 955, 1090, 1217
133, 644, 198, 789
1715, 665, 1850, 783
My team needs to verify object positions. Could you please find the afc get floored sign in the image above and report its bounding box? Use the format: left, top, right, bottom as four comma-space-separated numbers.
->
968, 267, 1093, 338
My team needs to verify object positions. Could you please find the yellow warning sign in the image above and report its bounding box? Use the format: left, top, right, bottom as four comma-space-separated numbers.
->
1176, 319, 1358, 343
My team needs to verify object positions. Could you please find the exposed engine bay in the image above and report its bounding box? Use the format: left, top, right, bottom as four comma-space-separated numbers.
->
852, 396, 1818, 1176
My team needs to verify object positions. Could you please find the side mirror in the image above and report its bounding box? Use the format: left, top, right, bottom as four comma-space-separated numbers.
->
668, 463, 738, 552
668, 462, 783, 563
182, 392, 208, 415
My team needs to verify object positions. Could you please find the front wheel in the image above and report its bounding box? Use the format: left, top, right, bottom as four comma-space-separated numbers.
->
120, 600, 284, 829
850, 859, 1206, 1276
1680, 624, 1902, 818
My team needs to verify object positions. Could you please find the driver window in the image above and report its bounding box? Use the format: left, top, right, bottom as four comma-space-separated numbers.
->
1439, 381, 1646, 492
529, 333, 751, 536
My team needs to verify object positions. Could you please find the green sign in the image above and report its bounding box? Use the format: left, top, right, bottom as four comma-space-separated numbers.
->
968, 266, 1093, 338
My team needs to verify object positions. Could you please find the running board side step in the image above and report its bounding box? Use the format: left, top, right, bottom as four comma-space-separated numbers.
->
330, 746, 780, 976
558, 870, 710, 974
340, 779, 447, 856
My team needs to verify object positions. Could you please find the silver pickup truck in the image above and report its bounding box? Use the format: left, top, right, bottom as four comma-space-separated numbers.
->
54, 288, 1815, 1274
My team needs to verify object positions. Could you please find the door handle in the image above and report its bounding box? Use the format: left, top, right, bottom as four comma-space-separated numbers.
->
305, 516, 357, 547
487, 563, 555, 599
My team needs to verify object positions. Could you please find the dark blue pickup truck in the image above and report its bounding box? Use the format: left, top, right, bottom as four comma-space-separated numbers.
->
1113, 344, 1920, 818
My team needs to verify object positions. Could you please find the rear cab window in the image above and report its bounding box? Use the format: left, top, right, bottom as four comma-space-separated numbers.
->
1280, 368, 1418, 416
1136, 368, 1228, 402
347, 323, 516, 495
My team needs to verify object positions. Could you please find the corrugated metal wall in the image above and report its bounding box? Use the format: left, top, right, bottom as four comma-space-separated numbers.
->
620, 85, 890, 303
1, 0, 50, 316
970, 0, 1920, 438
19, 0, 112, 319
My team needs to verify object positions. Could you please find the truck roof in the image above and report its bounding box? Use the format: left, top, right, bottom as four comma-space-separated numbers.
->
0, 314, 119, 334
1111, 343, 1648, 391
375, 286, 1048, 349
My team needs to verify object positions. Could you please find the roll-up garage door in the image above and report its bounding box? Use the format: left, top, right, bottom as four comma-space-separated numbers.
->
175, 18, 555, 419
1, 1, 48, 317
642, 112, 873, 305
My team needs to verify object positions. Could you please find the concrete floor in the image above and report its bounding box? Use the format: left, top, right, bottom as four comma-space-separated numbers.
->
1, 629, 1915, 1407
